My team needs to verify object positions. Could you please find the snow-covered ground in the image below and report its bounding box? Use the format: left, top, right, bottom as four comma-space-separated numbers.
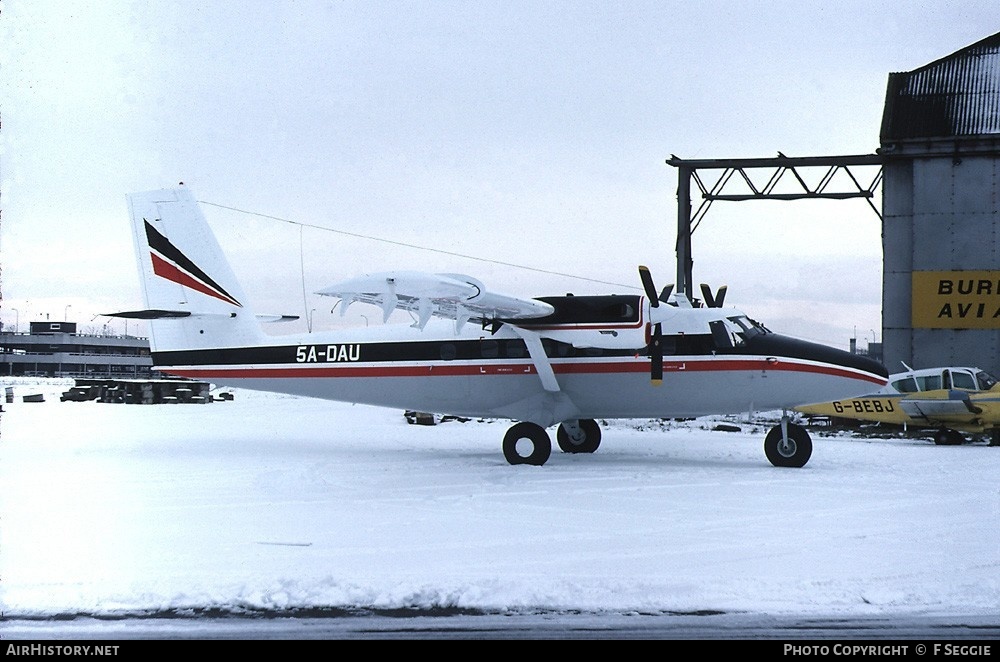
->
1, 378, 998, 622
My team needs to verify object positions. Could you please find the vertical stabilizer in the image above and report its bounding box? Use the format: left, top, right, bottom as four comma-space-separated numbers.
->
126, 186, 267, 352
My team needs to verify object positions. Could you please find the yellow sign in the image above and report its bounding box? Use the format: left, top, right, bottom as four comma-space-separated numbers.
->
912, 271, 1000, 329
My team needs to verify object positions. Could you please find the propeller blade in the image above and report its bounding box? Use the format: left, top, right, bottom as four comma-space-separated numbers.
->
639, 266, 659, 308
650, 322, 663, 386
700, 283, 715, 308
714, 285, 727, 308
658, 284, 674, 304
699, 283, 729, 308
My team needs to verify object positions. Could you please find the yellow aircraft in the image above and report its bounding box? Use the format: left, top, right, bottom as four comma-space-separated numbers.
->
796, 365, 1000, 445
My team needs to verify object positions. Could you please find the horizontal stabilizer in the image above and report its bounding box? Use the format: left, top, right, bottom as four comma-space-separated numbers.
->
105, 309, 298, 323
103, 309, 193, 319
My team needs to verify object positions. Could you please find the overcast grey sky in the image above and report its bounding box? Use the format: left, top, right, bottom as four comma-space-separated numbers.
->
1, 1, 997, 347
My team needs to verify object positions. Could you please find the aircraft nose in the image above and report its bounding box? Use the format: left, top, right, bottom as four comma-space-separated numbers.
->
743, 333, 888, 384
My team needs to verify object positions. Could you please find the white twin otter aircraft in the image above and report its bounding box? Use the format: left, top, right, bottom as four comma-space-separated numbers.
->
109, 186, 888, 467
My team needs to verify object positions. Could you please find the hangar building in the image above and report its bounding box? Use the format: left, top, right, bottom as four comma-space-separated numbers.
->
880, 32, 1000, 375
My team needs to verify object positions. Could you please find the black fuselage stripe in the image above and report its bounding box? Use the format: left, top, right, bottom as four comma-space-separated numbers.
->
153, 338, 638, 367
151, 333, 887, 379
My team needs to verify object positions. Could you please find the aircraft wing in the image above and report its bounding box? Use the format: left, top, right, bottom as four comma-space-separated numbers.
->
316, 270, 555, 331
897, 390, 984, 424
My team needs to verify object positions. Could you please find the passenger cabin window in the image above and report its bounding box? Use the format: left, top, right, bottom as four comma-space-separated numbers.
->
550, 340, 572, 357
915, 375, 942, 391
950, 370, 978, 391
505, 341, 525, 358
892, 377, 919, 393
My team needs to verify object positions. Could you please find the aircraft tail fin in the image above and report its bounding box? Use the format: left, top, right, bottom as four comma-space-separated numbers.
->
115, 186, 268, 352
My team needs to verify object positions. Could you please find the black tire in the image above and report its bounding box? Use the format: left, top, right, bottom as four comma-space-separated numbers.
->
503, 422, 552, 466
764, 422, 812, 468
556, 419, 602, 454
933, 429, 964, 446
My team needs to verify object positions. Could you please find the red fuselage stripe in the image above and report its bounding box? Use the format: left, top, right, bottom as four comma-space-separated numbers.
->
164, 359, 886, 385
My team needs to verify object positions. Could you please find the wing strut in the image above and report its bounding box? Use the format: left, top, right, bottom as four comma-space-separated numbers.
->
510, 327, 561, 393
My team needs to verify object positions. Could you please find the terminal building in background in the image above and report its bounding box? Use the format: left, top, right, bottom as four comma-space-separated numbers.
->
0, 321, 153, 378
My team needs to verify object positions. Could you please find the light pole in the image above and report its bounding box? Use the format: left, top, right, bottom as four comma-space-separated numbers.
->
64, 304, 72, 321
12, 308, 18, 333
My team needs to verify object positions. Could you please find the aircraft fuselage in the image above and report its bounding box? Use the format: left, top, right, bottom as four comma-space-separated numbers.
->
155, 306, 886, 427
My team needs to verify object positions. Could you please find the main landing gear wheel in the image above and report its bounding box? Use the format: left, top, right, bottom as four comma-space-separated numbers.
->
764, 422, 812, 468
933, 429, 964, 446
503, 422, 552, 466
556, 419, 602, 454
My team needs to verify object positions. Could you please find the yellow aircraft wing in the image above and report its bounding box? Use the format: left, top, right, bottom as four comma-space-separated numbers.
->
897, 389, 980, 427
908, 386, 1000, 433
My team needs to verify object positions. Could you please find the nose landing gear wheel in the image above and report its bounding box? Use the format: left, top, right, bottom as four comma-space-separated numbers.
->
764, 422, 812, 468
503, 422, 552, 466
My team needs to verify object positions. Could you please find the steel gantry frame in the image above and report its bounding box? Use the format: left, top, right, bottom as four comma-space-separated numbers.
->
666, 153, 883, 300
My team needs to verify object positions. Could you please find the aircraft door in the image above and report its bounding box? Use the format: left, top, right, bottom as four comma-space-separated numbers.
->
949, 369, 978, 391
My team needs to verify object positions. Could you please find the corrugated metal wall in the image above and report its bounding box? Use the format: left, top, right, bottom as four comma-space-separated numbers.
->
882, 32, 1000, 141
880, 32, 1000, 376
